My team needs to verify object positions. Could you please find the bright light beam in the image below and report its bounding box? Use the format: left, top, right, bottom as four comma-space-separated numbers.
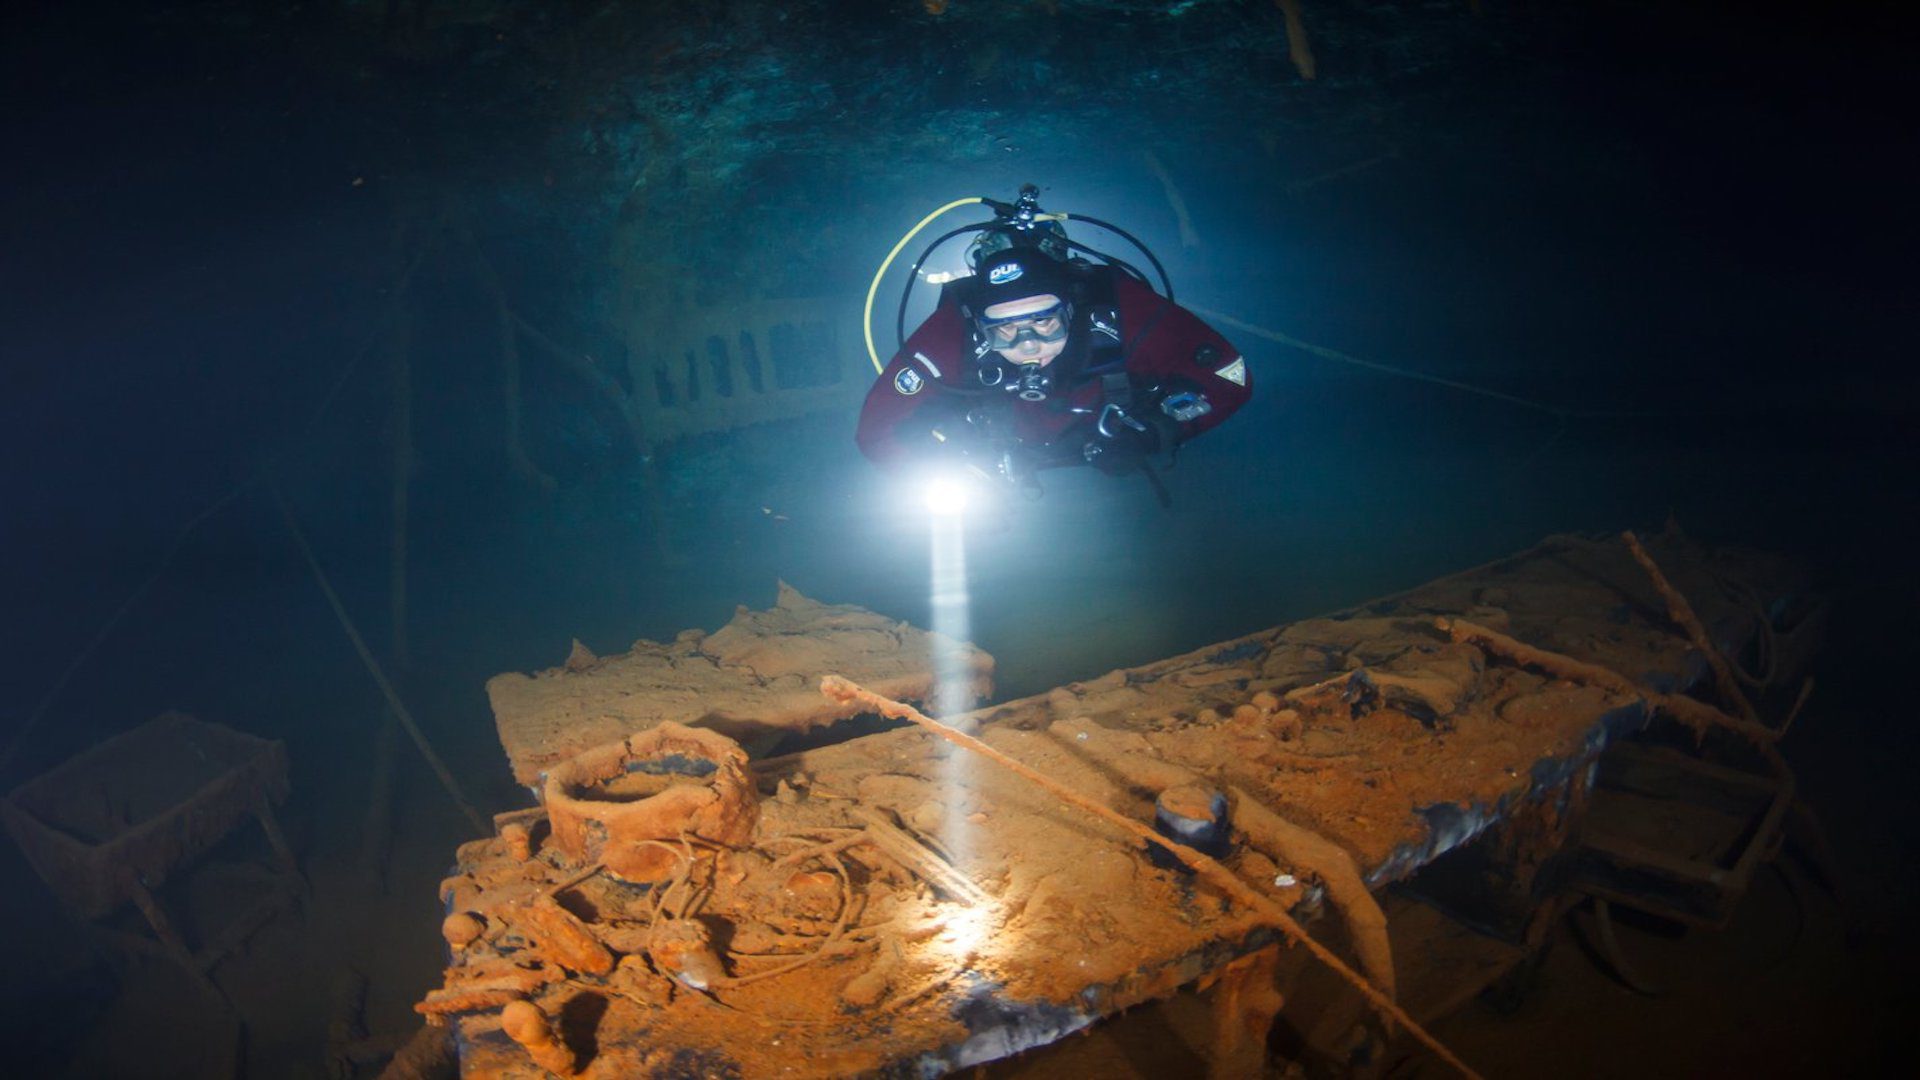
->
929, 518, 971, 717
928, 507, 974, 870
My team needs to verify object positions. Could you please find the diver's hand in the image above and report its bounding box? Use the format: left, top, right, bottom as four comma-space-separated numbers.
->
1082, 438, 1147, 475
925, 422, 1001, 477
993, 443, 1049, 498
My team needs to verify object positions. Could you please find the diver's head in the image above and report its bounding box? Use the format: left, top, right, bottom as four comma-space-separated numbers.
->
971, 248, 1073, 367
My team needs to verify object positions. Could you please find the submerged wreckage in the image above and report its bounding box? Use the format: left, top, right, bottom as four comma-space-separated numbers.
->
413, 531, 1824, 1077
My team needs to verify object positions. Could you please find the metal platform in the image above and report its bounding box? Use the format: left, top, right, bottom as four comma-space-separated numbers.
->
421, 531, 1819, 1077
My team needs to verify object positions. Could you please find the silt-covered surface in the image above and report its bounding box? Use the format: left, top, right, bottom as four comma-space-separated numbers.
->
431, 529, 1806, 1076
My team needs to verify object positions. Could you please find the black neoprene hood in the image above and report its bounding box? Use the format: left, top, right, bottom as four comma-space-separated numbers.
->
971, 247, 1071, 312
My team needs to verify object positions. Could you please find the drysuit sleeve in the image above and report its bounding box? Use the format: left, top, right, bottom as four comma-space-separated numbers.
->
1113, 274, 1251, 445
855, 298, 976, 468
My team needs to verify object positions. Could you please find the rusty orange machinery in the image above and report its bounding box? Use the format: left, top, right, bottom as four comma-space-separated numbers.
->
419, 531, 1820, 1077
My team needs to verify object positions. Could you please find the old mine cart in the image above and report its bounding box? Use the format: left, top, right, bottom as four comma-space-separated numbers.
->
1, 712, 304, 1003
413, 531, 1824, 1077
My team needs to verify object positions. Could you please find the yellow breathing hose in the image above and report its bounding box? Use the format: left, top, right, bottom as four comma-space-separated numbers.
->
864, 196, 984, 374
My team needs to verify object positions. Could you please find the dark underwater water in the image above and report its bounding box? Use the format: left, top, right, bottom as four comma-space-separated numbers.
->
1, 1, 1914, 1074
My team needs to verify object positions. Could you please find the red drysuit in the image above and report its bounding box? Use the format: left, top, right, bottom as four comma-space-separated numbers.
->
856, 265, 1250, 474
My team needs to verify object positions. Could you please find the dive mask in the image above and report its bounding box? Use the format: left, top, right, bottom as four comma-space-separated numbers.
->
977, 301, 1072, 352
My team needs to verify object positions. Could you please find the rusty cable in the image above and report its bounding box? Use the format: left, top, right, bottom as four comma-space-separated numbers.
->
1623, 531, 1765, 729
713, 850, 858, 989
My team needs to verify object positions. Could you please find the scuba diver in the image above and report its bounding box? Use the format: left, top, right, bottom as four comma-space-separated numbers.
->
856, 186, 1251, 499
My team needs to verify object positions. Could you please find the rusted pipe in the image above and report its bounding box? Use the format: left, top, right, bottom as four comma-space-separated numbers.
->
1622, 531, 1763, 728
1435, 617, 1779, 747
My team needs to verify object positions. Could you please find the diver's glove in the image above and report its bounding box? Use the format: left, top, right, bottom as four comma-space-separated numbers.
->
992, 442, 1049, 495
903, 407, 990, 479
901, 398, 971, 455
920, 413, 1040, 495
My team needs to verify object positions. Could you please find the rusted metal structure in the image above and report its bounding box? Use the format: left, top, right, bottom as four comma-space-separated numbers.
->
419, 530, 1821, 1076
487, 582, 995, 786
624, 299, 869, 453
2, 712, 303, 997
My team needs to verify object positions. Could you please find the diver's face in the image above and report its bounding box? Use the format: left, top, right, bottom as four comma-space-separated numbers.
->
983, 294, 1069, 367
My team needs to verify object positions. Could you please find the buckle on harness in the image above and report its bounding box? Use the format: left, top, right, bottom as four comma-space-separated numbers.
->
1096, 403, 1149, 439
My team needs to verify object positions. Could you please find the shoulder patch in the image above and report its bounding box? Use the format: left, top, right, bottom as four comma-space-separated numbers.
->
1212, 356, 1247, 387
893, 366, 925, 396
